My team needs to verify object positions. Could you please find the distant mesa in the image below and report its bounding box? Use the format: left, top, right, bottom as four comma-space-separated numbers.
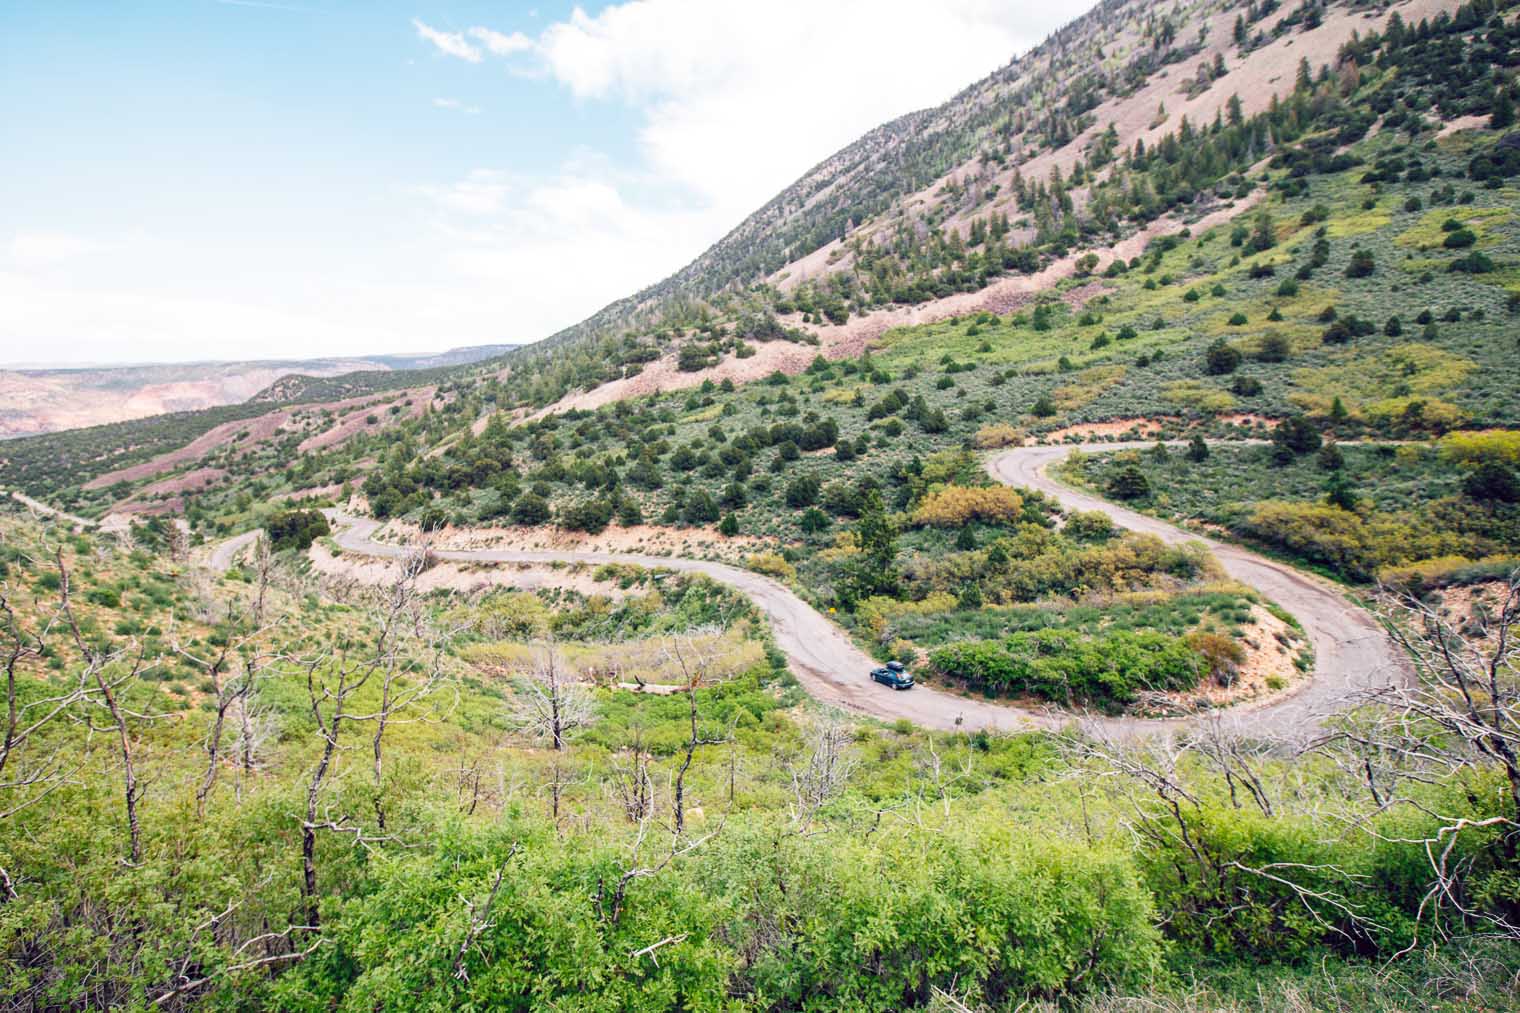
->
0, 344, 516, 438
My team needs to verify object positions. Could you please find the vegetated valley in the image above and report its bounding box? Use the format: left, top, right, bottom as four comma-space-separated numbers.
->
3, 0, 1520, 1008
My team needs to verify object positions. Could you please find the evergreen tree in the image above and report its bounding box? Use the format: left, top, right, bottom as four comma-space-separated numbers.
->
842, 491, 899, 605
1492, 88, 1515, 130
1106, 464, 1151, 500
1325, 472, 1359, 511
1247, 209, 1276, 253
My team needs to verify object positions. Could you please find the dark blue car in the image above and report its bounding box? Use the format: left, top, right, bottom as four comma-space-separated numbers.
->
870, 660, 914, 690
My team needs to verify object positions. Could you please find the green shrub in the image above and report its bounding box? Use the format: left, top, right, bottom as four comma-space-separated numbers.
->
929, 628, 1202, 710
1106, 465, 1151, 500
266, 509, 330, 552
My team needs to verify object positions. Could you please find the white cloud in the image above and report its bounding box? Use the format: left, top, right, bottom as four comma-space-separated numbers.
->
468, 26, 533, 56
415, 169, 515, 215
0, 270, 416, 365
411, 157, 717, 343
432, 97, 481, 113
528, 0, 1092, 222
412, 21, 533, 62
9, 232, 103, 267
412, 19, 481, 62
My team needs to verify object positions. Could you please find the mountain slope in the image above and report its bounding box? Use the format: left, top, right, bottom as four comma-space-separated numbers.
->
490, 0, 1475, 412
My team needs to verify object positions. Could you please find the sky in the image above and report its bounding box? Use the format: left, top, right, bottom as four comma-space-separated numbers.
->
0, 0, 1095, 367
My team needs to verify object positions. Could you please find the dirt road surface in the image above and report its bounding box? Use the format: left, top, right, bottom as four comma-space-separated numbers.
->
205, 529, 261, 574
248, 441, 1404, 739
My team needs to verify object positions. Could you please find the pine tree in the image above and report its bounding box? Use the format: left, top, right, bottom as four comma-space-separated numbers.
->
1325, 473, 1359, 511
842, 491, 898, 605
1247, 209, 1276, 253
1492, 88, 1515, 130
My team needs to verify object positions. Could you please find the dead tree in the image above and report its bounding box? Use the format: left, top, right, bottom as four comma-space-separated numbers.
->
787, 716, 858, 834
0, 574, 83, 900
365, 549, 455, 829
659, 629, 730, 835
452, 843, 519, 982
176, 598, 280, 818
51, 547, 160, 867
509, 642, 594, 751
296, 547, 451, 924
298, 649, 367, 928
610, 728, 655, 825
1374, 573, 1520, 825
912, 733, 977, 824
1329, 573, 1520, 947
1064, 729, 1379, 946
592, 798, 723, 926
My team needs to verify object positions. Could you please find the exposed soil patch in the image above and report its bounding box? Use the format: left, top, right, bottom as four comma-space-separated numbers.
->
85, 387, 437, 500
529, 341, 820, 418
135, 467, 227, 499
108, 497, 184, 518
1041, 418, 1171, 443
528, 195, 1262, 423
271, 482, 346, 504
308, 542, 633, 597
1437, 114, 1490, 139
375, 519, 770, 562
1168, 604, 1308, 713
297, 387, 435, 453
797, 194, 1262, 358
85, 410, 292, 490
1431, 580, 1514, 653
1216, 413, 1281, 430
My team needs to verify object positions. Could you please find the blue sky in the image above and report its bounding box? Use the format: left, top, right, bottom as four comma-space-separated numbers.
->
0, 1, 1092, 366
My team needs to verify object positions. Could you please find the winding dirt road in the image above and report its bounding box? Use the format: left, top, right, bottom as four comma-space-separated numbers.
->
205, 441, 1407, 740
988, 444, 1407, 737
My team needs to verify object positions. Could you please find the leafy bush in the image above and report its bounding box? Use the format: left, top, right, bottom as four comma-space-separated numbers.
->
930, 629, 1202, 711
1185, 630, 1247, 686
1241, 501, 1376, 578
783, 476, 820, 509
559, 497, 615, 534
511, 493, 551, 526
912, 485, 1023, 527
1439, 430, 1520, 465
266, 509, 330, 552
1205, 339, 1242, 374
745, 552, 796, 581
973, 423, 1024, 449
1065, 510, 1116, 541
1464, 461, 1520, 503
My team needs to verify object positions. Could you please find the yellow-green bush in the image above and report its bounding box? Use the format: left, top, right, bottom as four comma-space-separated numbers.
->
913, 485, 1023, 527
1438, 429, 1520, 465
973, 422, 1025, 449
745, 552, 796, 581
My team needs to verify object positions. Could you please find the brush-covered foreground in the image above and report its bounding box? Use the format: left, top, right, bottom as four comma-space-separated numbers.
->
1, 514, 1517, 1011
